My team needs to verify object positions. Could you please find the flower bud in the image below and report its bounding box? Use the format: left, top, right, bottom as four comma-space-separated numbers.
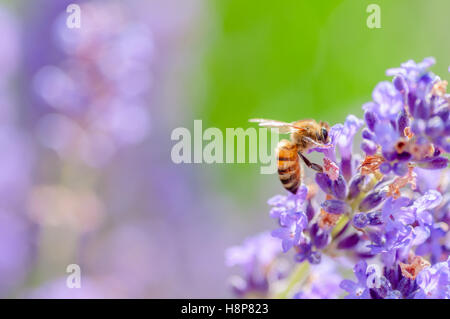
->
393, 75, 407, 93
407, 92, 417, 115
321, 199, 350, 215
337, 234, 360, 249
364, 111, 377, 132
367, 211, 383, 225
362, 128, 375, 141
418, 157, 448, 170
312, 231, 329, 249
353, 213, 369, 228
315, 173, 332, 195
348, 175, 366, 200
361, 140, 377, 155
332, 175, 347, 200
359, 191, 386, 212
305, 200, 315, 222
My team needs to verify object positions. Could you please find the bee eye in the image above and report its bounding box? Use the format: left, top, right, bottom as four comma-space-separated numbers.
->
321, 128, 328, 142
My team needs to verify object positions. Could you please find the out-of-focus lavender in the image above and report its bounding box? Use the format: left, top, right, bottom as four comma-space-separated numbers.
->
0, 6, 36, 297
0, 0, 238, 298
32, 1, 152, 167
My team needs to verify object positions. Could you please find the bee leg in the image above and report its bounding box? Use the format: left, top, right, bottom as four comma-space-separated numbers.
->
299, 153, 323, 173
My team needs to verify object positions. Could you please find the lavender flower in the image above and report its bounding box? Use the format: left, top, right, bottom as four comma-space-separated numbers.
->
227, 58, 449, 299
33, 1, 153, 167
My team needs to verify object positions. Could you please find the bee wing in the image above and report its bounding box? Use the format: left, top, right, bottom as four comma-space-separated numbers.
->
249, 118, 303, 134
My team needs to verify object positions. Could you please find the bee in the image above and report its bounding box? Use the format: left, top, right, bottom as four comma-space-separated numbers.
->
249, 118, 331, 194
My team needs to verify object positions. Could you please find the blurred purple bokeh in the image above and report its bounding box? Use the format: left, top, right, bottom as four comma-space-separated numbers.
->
0, 0, 256, 298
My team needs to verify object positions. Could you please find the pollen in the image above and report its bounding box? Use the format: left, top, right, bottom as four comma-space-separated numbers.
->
387, 164, 417, 199
359, 154, 384, 176
318, 208, 341, 230
431, 80, 448, 97
399, 256, 431, 280
323, 158, 339, 181
410, 142, 435, 161
395, 139, 408, 153
404, 127, 414, 139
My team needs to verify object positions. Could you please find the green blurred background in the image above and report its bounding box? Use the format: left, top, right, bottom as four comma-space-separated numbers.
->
188, 0, 450, 204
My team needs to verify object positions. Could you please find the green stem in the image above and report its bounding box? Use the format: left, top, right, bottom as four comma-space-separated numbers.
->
331, 214, 349, 238
276, 261, 310, 299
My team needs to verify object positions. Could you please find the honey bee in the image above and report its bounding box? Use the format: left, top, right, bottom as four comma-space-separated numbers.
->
250, 118, 331, 194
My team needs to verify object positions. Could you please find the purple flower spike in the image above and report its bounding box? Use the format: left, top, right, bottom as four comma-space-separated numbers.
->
321, 199, 350, 215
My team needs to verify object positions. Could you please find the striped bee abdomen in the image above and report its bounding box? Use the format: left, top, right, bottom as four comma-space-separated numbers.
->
276, 139, 301, 194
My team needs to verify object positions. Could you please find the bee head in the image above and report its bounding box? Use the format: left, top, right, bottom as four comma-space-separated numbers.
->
319, 121, 330, 143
